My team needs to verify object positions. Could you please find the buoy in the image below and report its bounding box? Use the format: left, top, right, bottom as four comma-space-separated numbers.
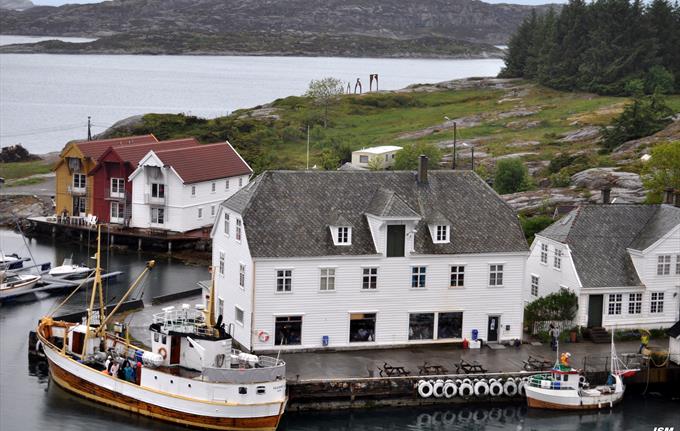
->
474, 380, 490, 397
459, 382, 474, 397
418, 380, 434, 398
443, 381, 457, 398
432, 379, 445, 398
489, 380, 504, 396
517, 380, 526, 396
504, 379, 518, 397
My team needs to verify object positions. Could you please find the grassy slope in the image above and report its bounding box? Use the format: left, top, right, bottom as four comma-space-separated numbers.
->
108, 80, 680, 175
0, 160, 53, 180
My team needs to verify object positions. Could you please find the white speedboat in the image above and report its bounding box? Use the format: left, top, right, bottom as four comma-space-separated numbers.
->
37, 227, 287, 430
48, 257, 91, 279
525, 334, 637, 410
1, 271, 41, 299
0, 252, 25, 270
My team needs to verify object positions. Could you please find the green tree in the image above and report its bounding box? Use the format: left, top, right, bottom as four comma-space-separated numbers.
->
524, 288, 578, 327
494, 158, 532, 194
641, 141, 680, 202
305, 77, 344, 128
393, 142, 442, 170
366, 156, 385, 171
320, 148, 340, 170
520, 215, 555, 244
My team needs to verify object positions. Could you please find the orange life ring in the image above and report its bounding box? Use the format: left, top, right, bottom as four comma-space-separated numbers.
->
258, 331, 270, 343
158, 347, 167, 359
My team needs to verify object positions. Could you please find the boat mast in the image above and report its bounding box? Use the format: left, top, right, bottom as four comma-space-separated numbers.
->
206, 266, 216, 329
81, 225, 104, 357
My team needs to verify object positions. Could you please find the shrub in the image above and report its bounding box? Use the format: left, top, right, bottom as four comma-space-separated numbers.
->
549, 170, 571, 187
494, 158, 532, 194
520, 215, 554, 243
524, 288, 578, 328
393, 142, 442, 170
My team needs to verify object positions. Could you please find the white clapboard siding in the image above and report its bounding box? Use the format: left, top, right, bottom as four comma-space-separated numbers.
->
525, 235, 582, 304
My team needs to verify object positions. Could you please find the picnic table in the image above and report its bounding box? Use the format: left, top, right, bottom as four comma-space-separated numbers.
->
417, 361, 449, 376
523, 355, 553, 371
455, 359, 487, 374
378, 362, 411, 377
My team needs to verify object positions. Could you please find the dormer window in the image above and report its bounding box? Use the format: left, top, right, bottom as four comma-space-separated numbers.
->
331, 226, 351, 246
434, 225, 450, 243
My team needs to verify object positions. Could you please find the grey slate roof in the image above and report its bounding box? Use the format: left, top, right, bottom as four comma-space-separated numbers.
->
222, 170, 528, 258
539, 204, 680, 288
667, 321, 680, 338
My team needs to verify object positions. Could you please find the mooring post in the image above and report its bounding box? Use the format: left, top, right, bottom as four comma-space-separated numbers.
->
137, 238, 142, 251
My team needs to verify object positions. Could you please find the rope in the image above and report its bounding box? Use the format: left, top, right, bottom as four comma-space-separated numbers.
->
47, 269, 96, 317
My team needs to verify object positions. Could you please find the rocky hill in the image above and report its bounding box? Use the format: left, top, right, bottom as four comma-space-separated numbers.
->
0, 0, 33, 11
0, 0, 555, 56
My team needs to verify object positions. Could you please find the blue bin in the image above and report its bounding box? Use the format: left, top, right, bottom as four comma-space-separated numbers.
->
472, 329, 479, 341
135, 350, 143, 364
322, 336, 329, 347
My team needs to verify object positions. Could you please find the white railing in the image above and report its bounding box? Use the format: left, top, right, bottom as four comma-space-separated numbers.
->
144, 193, 166, 204
67, 185, 87, 195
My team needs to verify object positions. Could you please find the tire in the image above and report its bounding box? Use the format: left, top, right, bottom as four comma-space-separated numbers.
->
443, 381, 457, 398
504, 379, 518, 397
459, 382, 474, 397
489, 380, 503, 396
517, 380, 526, 397
432, 379, 445, 398
474, 380, 490, 397
418, 380, 434, 398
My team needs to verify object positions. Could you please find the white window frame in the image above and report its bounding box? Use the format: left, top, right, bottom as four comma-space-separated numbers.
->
608, 293, 622, 315
236, 219, 242, 242
362, 267, 378, 290
336, 226, 351, 245
239, 263, 245, 289
224, 212, 230, 236
73, 173, 86, 190
540, 243, 548, 265
211, 182, 216, 193
531, 275, 539, 297
225, 179, 230, 190
650, 292, 664, 313
211, 205, 216, 217
218, 251, 225, 276
657, 255, 671, 275
434, 225, 450, 243
151, 207, 165, 224
553, 248, 562, 270
151, 182, 165, 199
359, 155, 369, 164
411, 266, 427, 288
628, 293, 642, 314
276, 269, 292, 293
110, 177, 125, 197
191, 185, 196, 197
110, 201, 124, 223
676, 255, 680, 275
235, 306, 244, 325
489, 264, 504, 287
450, 265, 465, 288
320, 268, 336, 291
238, 177, 243, 187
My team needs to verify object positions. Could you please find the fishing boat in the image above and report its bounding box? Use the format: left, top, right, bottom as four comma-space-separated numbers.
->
525, 333, 637, 410
1, 270, 41, 299
48, 256, 91, 279
36, 226, 287, 430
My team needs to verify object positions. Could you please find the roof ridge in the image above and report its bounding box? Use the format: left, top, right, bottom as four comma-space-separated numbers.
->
154, 141, 226, 154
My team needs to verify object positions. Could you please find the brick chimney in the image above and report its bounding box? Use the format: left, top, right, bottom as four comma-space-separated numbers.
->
663, 187, 674, 205
602, 187, 611, 204
418, 155, 428, 184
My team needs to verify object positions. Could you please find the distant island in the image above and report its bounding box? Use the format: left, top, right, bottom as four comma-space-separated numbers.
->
0, 0, 554, 57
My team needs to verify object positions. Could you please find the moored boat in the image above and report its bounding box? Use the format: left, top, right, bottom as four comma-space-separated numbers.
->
1, 271, 41, 298
48, 256, 91, 279
37, 226, 287, 430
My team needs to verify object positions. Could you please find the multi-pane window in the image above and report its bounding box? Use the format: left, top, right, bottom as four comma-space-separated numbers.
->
450, 265, 465, 287
110, 201, 124, 221
651, 292, 664, 313
224, 213, 230, 236
211, 205, 216, 216
151, 207, 164, 224
657, 255, 671, 275
225, 179, 230, 190
276, 270, 292, 292
151, 183, 165, 198
211, 182, 216, 192
540, 244, 548, 264
235, 306, 244, 325
531, 275, 539, 297
489, 264, 504, 287
239, 264, 245, 288
236, 219, 242, 241
435, 225, 449, 242
73, 173, 86, 189
411, 266, 427, 288
337, 227, 350, 244
110, 178, 124, 196
676, 255, 680, 275
239, 177, 243, 187
191, 185, 196, 196
198, 208, 203, 219
218, 251, 225, 276
349, 313, 375, 342
554, 249, 562, 270
628, 293, 642, 314
275, 316, 302, 345
362, 268, 378, 290
608, 294, 622, 315
409, 313, 434, 340
320, 268, 336, 291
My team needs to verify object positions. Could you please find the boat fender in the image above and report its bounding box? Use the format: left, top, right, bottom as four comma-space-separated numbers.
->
462, 378, 472, 385
489, 380, 504, 396
443, 381, 457, 398
258, 330, 270, 343
579, 375, 587, 385
458, 409, 473, 422
442, 411, 456, 425
455, 379, 463, 386
489, 407, 503, 421
432, 411, 443, 424
459, 382, 474, 398
488, 378, 496, 383
517, 380, 526, 397
432, 379, 445, 398
474, 380, 490, 397
418, 380, 434, 398
142, 351, 164, 367
157, 347, 167, 360
35, 340, 43, 353
416, 413, 432, 427
473, 409, 488, 422
503, 379, 518, 397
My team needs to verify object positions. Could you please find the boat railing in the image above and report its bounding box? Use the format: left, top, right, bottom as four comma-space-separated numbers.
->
527, 377, 577, 390
202, 355, 286, 384
153, 308, 214, 336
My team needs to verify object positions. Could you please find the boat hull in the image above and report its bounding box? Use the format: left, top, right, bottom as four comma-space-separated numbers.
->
525, 386, 623, 411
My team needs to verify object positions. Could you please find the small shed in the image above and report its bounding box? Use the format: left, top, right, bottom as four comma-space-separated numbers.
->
668, 321, 680, 365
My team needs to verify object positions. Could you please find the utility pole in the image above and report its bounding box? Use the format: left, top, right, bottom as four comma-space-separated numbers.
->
87, 116, 92, 141
306, 125, 310, 170
453, 121, 457, 170
471, 145, 475, 171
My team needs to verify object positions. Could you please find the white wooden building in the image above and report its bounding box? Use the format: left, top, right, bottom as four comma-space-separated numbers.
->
210, 158, 529, 353
351, 146, 402, 169
128, 142, 252, 233
669, 321, 680, 365
525, 200, 680, 331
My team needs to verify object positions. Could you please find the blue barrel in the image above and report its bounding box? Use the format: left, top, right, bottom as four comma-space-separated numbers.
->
322, 336, 329, 347
472, 329, 479, 341
135, 350, 143, 364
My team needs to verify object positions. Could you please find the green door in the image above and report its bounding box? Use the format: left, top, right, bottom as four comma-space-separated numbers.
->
588, 295, 603, 328
386, 225, 405, 257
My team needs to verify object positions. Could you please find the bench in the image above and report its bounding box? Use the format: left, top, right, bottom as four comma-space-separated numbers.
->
417, 361, 449, 376
455, 359, 487, 374
378, 362, 411, 377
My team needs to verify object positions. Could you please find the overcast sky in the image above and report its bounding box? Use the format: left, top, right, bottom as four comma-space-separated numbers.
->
33, 0, 568, 6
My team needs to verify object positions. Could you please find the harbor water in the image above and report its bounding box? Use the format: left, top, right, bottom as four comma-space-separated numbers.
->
1, 227, 678, 430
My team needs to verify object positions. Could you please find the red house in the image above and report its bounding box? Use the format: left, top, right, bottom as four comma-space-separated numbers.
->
88, 138, 200, 224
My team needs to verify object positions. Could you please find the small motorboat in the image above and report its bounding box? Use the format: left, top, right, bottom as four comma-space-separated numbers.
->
525, 333, 638, 410
49, 257, 92, 279
1, 271, 42, 299
0, 252, 26, 270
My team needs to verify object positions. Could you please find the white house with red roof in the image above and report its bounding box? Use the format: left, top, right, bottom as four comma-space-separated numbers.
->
128, 142, 252, 233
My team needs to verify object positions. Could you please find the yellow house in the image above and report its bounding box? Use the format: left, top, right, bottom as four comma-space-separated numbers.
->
54, 135, 157, 217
